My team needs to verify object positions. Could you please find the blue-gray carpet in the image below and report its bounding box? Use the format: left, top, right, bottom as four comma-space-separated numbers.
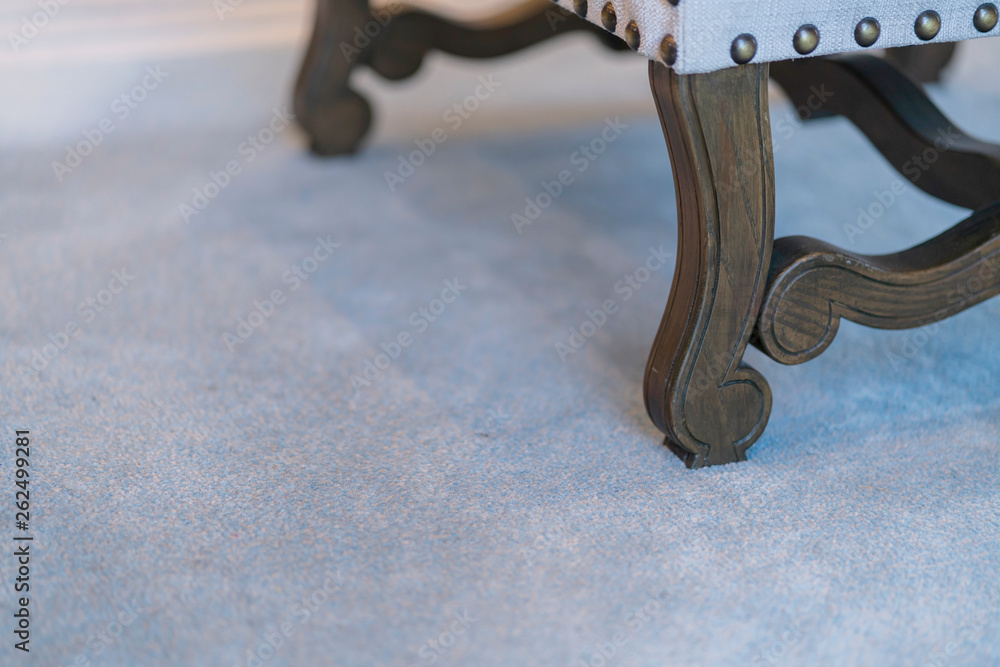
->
2, 39, 999, 667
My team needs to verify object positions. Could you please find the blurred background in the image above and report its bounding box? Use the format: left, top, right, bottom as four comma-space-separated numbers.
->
0, 0, 656, 151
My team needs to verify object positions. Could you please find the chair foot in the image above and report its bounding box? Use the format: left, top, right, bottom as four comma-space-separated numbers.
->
301, 90, 373, 158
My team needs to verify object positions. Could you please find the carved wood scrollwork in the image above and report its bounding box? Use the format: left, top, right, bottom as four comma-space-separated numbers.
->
755, 204, 1000, 365
646, 62, 775, 468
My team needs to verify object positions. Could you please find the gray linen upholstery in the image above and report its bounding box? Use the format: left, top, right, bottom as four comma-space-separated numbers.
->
553, 0, 1000, 72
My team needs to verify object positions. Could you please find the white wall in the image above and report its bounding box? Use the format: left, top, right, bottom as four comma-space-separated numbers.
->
0, 0, 653, 150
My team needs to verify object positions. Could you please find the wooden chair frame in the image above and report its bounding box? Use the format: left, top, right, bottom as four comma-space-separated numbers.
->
295, 0, 999, 467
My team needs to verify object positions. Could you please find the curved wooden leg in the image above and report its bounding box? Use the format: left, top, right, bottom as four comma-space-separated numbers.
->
294, 0, 374, 156
645, 61, 775, 468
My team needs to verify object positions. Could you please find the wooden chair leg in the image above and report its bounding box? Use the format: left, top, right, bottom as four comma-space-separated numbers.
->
645, 61, 775, 468
293, 0, 627, 156
294, 0, 374, 156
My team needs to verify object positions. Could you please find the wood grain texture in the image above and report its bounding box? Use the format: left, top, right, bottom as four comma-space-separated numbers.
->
294, 0, 625, 156
755, 202, 1000, 365
646, 61, 774, 468
770, 54, 1000, 211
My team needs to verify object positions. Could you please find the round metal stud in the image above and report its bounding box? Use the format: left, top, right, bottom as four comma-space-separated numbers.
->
730, 33, 757, 65
792, 24, 820, 55
974, 3, 999, 32
572, 0, 587, 18
659, 34, 677, 65
914, 10, 941, 40
601, 3, 617, 32
625, 20, 641, 50
854, 17, 881, 47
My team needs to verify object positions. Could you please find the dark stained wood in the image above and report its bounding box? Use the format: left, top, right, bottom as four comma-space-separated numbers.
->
294, 0, 374, 156
294, 0, 626, 156
884, 43, 958, 83
770, 54, 1000, 211
368, 3, 627, 81
646, 61, 775, 468
755, 202, 1000, 365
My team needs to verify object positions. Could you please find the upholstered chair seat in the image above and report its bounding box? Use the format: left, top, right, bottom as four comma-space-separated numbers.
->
553, 0, 999, 72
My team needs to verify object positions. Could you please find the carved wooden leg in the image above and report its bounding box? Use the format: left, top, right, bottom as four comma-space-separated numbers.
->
294, 0, 374, 156
294, 0, 626, 156
645, 61, 775, 468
